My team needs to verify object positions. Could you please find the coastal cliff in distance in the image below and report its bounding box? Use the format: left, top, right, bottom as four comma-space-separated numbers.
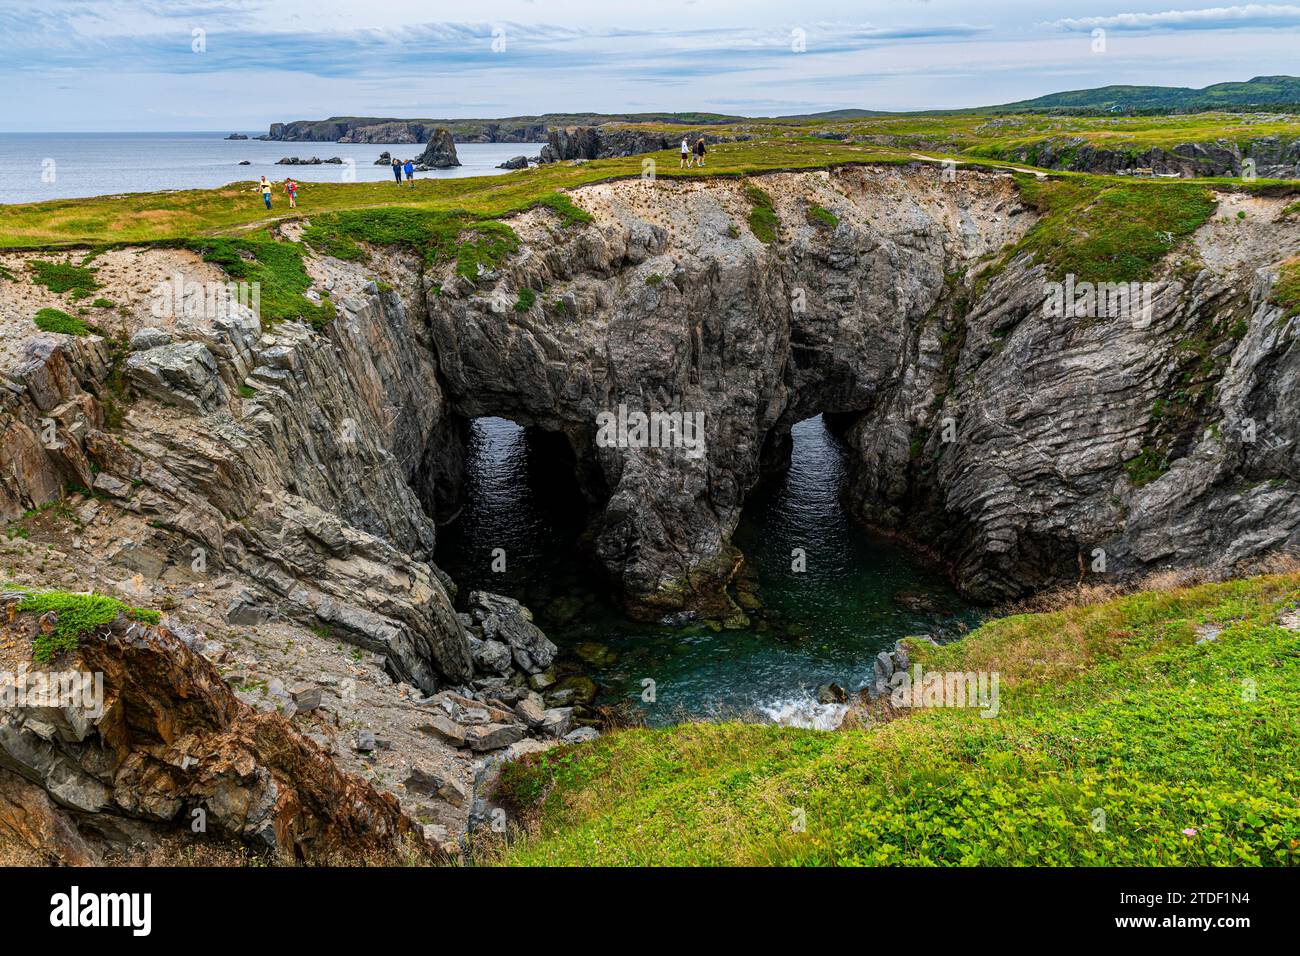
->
259, 112, 742, 143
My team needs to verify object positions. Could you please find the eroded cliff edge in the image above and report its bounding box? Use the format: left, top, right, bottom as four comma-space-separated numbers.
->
4, 163, 1299, 628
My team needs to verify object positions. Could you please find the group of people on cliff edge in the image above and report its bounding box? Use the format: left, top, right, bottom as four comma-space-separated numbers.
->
680, 136, 707, 168
256, 175, 298, 209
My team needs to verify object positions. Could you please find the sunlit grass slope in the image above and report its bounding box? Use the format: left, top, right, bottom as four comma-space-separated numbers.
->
491, 572, 1300, 866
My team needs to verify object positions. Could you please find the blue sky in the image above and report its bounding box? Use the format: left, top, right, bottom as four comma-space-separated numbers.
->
3, 1, 1300, 130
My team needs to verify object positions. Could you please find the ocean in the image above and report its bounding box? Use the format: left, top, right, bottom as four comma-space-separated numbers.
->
0, 132, 544, 205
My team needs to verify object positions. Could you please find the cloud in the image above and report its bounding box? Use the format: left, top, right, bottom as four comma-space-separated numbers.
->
1044, 4, 1300, 32
0, 16, 993, 79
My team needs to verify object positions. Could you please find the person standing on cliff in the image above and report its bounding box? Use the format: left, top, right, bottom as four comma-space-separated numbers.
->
680, 136, 691, 168
283, 178, 298, 208
259, 176, 273, 209
391, 157, 402, 184
694, 138, 707, 167
404, 158, 415, 188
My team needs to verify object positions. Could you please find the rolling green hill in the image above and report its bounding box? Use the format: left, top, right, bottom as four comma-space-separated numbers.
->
988, 75, 1300, 115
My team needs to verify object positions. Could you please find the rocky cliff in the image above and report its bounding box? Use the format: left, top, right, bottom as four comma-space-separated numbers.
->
3, 162, 1299, 861
421, 166, 1300, 610
0, 592, 429, 865
538, 125, 745, 163
983, 135, 1300, 178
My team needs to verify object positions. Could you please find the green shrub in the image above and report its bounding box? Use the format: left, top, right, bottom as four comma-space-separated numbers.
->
744, 183, 779, 244
514, 288, 536, 312
806, 204, 839, 229
33, 307, 91, 336
29, 260, 101, 298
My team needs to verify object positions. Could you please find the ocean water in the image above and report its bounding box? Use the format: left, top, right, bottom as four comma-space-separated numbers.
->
436, 415, 979, 727
0, 132, 543, 205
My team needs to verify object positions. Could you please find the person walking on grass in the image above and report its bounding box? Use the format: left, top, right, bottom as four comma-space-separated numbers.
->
694, 137, 707, 167
680, 136, 691, 169
404, 158, 415, 188
259, 176, 273, 210
391, 157, 403, 184
283, 178, 298, 209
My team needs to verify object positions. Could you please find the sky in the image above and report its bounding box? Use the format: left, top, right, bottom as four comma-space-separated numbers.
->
2, 1, 1299, 130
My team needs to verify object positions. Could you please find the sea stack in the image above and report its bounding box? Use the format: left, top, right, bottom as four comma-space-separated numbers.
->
418, 127, 461, 168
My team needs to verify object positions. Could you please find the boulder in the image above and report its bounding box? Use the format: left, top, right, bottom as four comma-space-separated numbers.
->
463, 723, 525, 752
404, 763, 467, 806
513, 695, 545, 727
468, 591, 557, 673
539, 707, 573, 738
125, 341, 228, 414
816, 682, 847, 704
471, 638, 513, 676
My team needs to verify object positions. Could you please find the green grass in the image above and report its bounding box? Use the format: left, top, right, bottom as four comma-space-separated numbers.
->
183, 237, 335, 330
1009, 175, 1218, 282
33, 307, 91, 336
1274, 257, 1300, 318
744, 183, 779, 244
806, 203, 839, 230
15, 589, 161, 662
28, 259, 101, 298
514, 288, 536, 312
0, 139, 889, 249
301, 206, 521, 282
492, 571, 1300, 865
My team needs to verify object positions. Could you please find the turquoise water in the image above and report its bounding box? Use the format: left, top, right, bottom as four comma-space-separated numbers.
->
436, 415, 977, 725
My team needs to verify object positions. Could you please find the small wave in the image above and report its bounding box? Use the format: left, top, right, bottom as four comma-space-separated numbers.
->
759, 695, 849, 731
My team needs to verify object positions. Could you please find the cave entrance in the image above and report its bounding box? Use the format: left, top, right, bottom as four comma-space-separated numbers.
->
433, 416, 593, 614
434, 411, 976, 725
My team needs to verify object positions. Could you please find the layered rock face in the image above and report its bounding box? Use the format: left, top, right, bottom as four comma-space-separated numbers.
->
0, 594, 428, 865
992, 135, 1300, 178
0, 249, 472, 690
426, 167, 1300, 609
538, 125, 743, 163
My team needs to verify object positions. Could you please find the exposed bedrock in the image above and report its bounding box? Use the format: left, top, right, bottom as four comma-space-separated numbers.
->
427, 166, 1028, 615
427, 166, 1300, 611
0, 257, 473, 689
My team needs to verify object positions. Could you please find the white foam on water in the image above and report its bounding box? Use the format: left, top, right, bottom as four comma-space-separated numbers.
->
759, 695, 849, 731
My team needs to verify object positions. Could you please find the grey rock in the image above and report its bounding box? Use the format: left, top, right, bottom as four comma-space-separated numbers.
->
463, 722, 525, 752
126, 342, 228, 414
404, 763, 467, 806
468, 591, 556, 673
539, 707, 573, 738
129, 327, 173, 351
562, 726, 600, 745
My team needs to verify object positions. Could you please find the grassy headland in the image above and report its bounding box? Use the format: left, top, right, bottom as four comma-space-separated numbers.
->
490, 571, 1300, 865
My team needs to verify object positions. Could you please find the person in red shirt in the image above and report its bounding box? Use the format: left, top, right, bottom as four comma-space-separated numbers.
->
283, 179, 298, 208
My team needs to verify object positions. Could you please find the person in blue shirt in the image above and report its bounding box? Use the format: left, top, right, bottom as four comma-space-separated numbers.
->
404, 159, 415, 188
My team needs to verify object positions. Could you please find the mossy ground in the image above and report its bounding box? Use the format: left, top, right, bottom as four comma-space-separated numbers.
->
490, 572, 1300, 866
15, 589, 161, 662
744, 183, 779, 244
1273, 256, 1300, 317
33, 307, 91, 336
1009, 175, 1218, 282
182, 237, 335, 329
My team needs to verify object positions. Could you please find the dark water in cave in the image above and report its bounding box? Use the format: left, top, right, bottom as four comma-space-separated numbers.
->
435, 415, 977, 727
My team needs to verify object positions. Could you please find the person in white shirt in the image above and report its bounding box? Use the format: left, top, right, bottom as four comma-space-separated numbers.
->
680, 136, 691, 168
